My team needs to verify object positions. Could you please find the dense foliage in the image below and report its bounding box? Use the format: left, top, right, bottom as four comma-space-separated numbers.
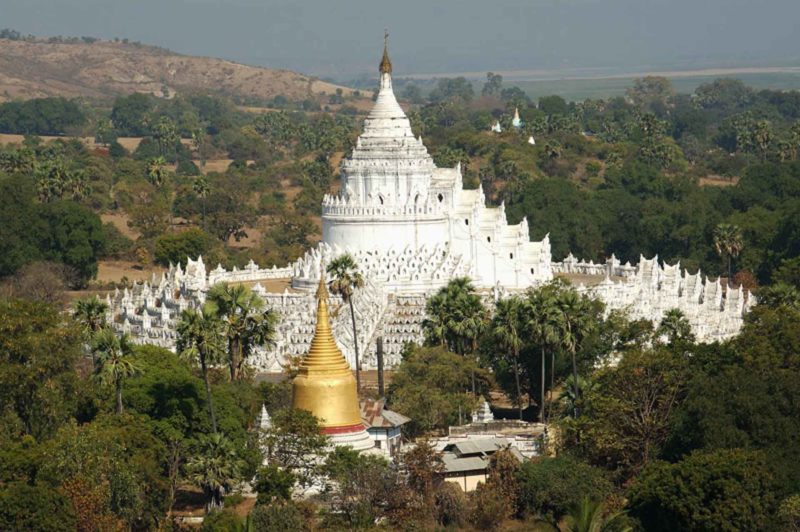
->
1, 72, 800, 529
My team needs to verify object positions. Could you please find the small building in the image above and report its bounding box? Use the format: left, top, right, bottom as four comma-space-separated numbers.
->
440, 438, 524, 492
491, 120, 503, 133
360, 398, 410, 457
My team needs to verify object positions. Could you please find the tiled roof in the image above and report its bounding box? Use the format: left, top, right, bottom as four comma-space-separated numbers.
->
360, 398, 411, 429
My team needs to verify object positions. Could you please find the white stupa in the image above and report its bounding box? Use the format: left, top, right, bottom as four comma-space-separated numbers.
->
319, 34, 552, 290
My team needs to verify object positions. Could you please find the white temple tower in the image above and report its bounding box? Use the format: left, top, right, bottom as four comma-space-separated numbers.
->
322, 33, 449, 253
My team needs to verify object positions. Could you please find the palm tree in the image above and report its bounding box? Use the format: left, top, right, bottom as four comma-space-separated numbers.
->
185, 433, 243, 513
191, 126, 208, 169
206, 283, 277, 381
153, 117, 180, 157
74, 296, 109, 365
563, 497, 632, 532
423, 278, 488, 356
73, 296, 108, 338
146, 156, 168, 188
491, 297, 526, 420
713, 223, 744, 284
555, 289, 595, 418
92, 328, 139, 415
193, 176, 210, 230
177, 308, 224, 433
657, 308, 694, 345
326, 254, 366, 393
527, 287, 563, 423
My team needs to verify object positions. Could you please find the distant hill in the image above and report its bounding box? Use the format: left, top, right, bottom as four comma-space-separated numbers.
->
0, 38, 354, 103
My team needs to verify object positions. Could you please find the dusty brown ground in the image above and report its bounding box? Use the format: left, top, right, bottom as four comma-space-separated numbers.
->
699, 174, 739, 187
96, 260, 165, 283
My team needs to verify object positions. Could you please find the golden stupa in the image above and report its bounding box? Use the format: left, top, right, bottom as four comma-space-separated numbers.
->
292, 276, 364, 432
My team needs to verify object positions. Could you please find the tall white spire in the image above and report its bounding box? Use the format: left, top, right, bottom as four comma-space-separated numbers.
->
338, 31, 435, 207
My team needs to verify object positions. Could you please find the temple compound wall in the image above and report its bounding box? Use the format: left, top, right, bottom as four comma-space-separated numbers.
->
107, 252, 751, 372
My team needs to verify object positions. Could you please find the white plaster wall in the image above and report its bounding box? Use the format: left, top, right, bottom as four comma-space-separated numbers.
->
323, 215, 449, 254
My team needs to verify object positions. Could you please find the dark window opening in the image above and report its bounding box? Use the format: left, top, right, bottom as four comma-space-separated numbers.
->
438, 193, 444, 202
465, 219, 469, 225
509, 253, 514, 259
487, 236, 491, 242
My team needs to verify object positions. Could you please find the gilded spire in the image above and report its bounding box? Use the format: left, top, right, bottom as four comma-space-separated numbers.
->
292, 270, 363, 428
379, 29, 392, 74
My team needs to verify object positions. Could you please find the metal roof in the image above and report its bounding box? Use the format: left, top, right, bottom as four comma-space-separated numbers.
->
443, 438, 510, 457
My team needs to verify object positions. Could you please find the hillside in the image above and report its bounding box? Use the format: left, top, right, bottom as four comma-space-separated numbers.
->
0, 39, 353, 103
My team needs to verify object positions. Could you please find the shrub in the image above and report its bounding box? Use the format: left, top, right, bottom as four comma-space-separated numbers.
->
248, 501, 306, 532
516, 456, 614, 523
201, 508, 244, 532
0, 481, 77, 531
628, 449, 777, 532
435, 482, 467, 527
470, 483, 509, 531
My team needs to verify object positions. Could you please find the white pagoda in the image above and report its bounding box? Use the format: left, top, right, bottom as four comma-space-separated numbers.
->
105, 36, 752, 372
319, 36, 552, 290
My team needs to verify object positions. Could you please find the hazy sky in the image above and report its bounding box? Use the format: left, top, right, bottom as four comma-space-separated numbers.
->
4, 0, 800, 79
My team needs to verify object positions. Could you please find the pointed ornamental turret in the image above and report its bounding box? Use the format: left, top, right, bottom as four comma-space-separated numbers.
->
379, 29, 392, 74
291, 274, 364, 431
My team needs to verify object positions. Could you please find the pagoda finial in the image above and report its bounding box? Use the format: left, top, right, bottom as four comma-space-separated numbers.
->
317, 266, 329, 300
379, 28, 392, 75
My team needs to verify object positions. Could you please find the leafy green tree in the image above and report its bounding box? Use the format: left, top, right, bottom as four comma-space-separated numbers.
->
482, 72, 504, 97
154, 227, 214, 267
566, 347, 688, 480
0, 482, 77, 532
757, 282, 800, 310
539, 95, 569, 115
186, 433, 244, 512
202, 508, 244, 531
626, 76, 675, 116
38, 414, 170, 528
253, 464, 295, 505
323, 446, 393, 528
110, 93, 153, 136
92, 328, 140, 415
0, 299, 82, 439
248, 500, 307, 532
177, 308, 224, 433
206, 283, 277, 381
0, 97, 86, 135
429, 77, 474, 103
387, 345, 491, 436
516, 456, 614, 525
778, 495, 800, 532
261, 408, 328, 490
629, 449, 777, 532
38, 200, 106, 284
326, 253, 365, 392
